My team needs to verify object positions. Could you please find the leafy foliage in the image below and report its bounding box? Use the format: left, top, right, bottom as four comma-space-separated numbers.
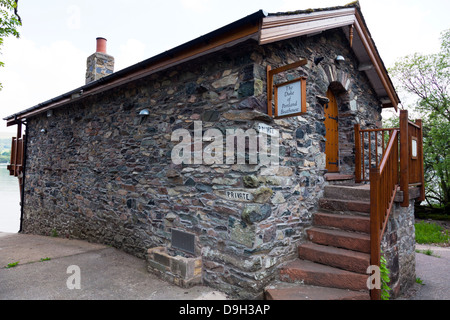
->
0, 0, 21, 89
389, 29, 450, 212
380, 253, 391, 300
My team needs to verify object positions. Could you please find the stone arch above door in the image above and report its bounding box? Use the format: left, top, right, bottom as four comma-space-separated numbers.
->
315, 63, 351, 95
325, 65, 351, 93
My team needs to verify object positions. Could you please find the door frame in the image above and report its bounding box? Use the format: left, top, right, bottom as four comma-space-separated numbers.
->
324, 88, 339, 173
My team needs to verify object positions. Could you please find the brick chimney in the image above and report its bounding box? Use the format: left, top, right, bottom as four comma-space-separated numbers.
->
85, 37, 114, 84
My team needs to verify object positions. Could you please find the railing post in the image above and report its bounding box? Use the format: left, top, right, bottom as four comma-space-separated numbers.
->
399, 110, 409, 207
369, 166, 381, 300
354, 124, 362, 183
416, 119, 425, 202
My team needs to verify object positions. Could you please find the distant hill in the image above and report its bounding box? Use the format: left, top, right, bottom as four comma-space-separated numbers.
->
0, 131, 15, 139
0, 132, 13, 163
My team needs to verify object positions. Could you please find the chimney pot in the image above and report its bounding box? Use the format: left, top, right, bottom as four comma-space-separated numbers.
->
96, 37, 107, 54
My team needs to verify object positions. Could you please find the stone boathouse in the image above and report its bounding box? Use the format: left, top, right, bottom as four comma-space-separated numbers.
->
5, 2, 422, 299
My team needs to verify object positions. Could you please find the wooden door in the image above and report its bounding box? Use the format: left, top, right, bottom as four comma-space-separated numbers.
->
324, 89, 339, 172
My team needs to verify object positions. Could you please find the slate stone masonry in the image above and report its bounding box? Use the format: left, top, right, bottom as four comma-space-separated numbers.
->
381, 198, 416, 298
22, 29, 384, 299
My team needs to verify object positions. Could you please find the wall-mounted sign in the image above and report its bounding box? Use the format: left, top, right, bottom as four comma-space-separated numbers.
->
274, 77, 306, 119
226, 190, 252, 201
411, 137, 418, 159
267, 59, 308, 119
257, 123, 277, 136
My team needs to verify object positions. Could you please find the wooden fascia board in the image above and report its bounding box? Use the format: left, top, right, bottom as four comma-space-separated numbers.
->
259, 8, 356, 45
259, 8, 399, 112
6, 23, 260, 126
353, 11, 399, 111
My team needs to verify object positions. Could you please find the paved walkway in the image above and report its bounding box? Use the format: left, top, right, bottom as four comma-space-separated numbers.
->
0, 232, 228, 300
398, 244, 450, 300
1, 232, 449, 300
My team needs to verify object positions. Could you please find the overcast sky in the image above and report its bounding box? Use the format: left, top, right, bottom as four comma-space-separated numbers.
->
0, 0, 449, 133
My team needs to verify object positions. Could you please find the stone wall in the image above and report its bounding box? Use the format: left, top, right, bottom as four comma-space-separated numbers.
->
381, 197, 416, 298
22, 28, 383, 298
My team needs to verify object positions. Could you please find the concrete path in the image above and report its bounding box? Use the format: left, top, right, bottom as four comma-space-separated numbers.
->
399, 244, 450, 300
1, 232, 449, 300
0, 232, 228, 300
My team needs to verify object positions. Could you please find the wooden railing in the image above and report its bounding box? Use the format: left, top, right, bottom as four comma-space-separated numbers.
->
7, 122, 25, 199
399, 111, 426, 206
355, 110, 425, 204
354, 110, 425, 300
7, 136, 25, 178
369, 129, 399, 300
354, 126, 397, 183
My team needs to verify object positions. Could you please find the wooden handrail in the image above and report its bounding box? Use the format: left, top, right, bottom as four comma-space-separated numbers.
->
359, 109, 425, 300
378, 130, 398, 171
369, 129, 399, 300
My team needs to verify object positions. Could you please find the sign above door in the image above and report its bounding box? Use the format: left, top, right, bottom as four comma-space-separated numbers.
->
267, 59, 307, 119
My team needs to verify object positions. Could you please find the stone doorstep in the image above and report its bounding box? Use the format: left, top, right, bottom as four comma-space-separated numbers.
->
324, 173, 355, 181
147, 247, 202, 288
324, 173, 355, 186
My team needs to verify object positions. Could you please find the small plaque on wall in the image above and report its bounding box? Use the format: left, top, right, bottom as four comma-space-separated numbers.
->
411, 137, 418, 159
274, 77, 307, 119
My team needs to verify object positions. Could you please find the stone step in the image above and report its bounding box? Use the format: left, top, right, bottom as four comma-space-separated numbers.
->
298, 242, 370, 274
324, 173, 355, 185
265, 282, 369, 300
313, 212, 370, 233
306, 227, 370, 253
324, 185, 370, 201
319, 198, 371, 213
279, 259, 369, 291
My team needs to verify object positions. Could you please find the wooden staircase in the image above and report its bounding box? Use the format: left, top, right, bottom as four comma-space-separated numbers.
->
265, 184, 372, 300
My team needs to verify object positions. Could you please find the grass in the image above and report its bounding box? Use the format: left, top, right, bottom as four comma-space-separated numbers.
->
3, 257, 51, 269
416, 248, 440, 258
415, 221, 450, 244
5, 261, 19, 268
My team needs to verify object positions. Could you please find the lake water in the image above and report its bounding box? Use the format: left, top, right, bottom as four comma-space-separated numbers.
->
0, 164, 21, 233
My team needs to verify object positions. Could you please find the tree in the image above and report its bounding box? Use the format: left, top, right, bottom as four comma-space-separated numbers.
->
390, 29, 450, 213
0, 0, 21, 90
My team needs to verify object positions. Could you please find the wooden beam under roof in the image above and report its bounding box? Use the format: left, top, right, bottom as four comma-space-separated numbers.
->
259, 7, 399, 112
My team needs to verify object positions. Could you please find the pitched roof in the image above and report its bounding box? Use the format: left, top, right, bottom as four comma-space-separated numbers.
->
4, 1, 399, 126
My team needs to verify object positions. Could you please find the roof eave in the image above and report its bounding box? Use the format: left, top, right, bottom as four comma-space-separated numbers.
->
4, 10, 267, 126
260, 5, 400, 112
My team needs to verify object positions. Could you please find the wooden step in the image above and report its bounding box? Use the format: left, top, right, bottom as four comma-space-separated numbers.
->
279, 259, 369, 291
319, 198, 370, 213
265, 282, 369, 300
298, 242, 370, 274
313, 212, 370, 233
324, 185, 370, 201
306, 227, 370, 253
